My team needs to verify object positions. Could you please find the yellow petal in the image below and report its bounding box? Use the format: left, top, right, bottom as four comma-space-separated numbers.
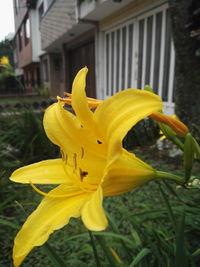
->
81, 186, 108, 231
71, 67, 95, 130
10, 159, 71, 184
94, 89, 163, 155
103, 149, 156, 196
13, 184, 90, 267
43, 99, 107, 183
43, 101, 81, 154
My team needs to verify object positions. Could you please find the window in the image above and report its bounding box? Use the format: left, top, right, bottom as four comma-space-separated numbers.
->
39, 3, 44, 21
103, 4, 175, 108
47, 0, 54, 8
18, 28, 23, 51
24, 17, 30, 45
15, 0, 19, 14
43, 59, 49, 82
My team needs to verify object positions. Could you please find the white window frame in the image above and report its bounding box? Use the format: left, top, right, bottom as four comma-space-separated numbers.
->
97, 3, 175, 115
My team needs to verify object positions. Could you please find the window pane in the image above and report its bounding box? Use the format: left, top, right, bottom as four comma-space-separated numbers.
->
25, 18, 30, 39
121, 26, 126, 90
128, 23, 133, 87
153, 12, 162, 93
116, 29, 120, 91
106, 34, 109, 95
145, 16, 153, 85
137, 19, 144, 89
162, 9, 171, 101
111, 31, 115, 95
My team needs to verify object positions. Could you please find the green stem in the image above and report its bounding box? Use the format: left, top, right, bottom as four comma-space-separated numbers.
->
43, 243, 67, 267
88, 231, 101, 267
156, 171, 184, 184
171, 136, 184, 151
95, 235, 118, 267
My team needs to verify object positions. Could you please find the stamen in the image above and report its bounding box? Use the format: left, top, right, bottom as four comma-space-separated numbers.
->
81, 147, 84, 159
60, 150, 65, 161
30, 181, 80, 198
65, 153, 68, 164
73, 153, 77, 170
79, 168, 88, 181
60, 93, 102, 109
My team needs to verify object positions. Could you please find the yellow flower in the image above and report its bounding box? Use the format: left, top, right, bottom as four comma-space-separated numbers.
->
10, 67, 164, 267
0, 56, 9, 65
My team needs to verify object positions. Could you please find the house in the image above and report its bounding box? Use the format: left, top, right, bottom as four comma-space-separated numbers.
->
13, 0, 44, 94
38, 0, 175, 114
13, 0, 175, 114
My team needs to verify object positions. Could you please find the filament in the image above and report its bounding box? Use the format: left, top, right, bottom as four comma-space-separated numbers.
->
29, 181, 80, 198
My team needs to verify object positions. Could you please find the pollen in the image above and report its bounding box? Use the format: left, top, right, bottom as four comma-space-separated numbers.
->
79, 168, 88, 181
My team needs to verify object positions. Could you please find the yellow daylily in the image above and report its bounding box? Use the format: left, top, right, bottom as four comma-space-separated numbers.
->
10, 67, 181, 267
0, 56, 9, 66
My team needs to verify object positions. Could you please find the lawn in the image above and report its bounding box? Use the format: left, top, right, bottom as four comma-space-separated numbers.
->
0, 110, 200, 267
0, 95, 53, 104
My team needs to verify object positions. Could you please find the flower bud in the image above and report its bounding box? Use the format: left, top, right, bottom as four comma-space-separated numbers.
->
144, 84, 154, 93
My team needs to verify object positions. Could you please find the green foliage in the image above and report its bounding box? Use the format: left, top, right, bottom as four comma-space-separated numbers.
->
36, 87, 50, 97
0, 111, 200, 266
0, 39, 14, 67
0, 110, 59, 167
0, 61, 24, 94
123, 118, 159, 150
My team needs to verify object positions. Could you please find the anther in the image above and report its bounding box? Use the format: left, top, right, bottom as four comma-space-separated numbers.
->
79, 168, 88, 182
97, 140, 102, 144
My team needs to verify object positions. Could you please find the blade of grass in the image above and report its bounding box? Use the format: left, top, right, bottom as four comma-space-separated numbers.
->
159, 186, 177, 232
163, 180, 183, 202
129, 248, 151, 267
93, 231, 135, 247
175, 210, 188, 267
88, 231, 101, 267
192, 248, 200, 257
43, 242, 67, 267
107, 213, 133, 262
95, 234, 118, 267
0, 218, 20, 230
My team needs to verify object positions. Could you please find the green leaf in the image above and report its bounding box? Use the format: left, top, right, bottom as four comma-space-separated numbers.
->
88, 231, 101, 267
192, 248, 200, 257
0, 218, 20, 230
95, 234, 118, 267
175, 210, 188, 267
160, 186, 177, 232
131, 229, 142, 247
129, 248, 151, 267
93, 232, 135, 247
43, 243, 67, 267
107, 213, 133, 262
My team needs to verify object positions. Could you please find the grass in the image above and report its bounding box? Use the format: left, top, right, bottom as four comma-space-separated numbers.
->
0, 110, 200, 266
0, 95, 55, 104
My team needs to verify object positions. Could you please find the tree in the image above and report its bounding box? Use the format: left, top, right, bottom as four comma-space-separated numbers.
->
0, 38, 14, 67
168, 0, 200, 135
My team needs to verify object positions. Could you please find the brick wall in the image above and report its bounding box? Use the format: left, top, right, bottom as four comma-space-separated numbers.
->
40, 0, 77, 50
